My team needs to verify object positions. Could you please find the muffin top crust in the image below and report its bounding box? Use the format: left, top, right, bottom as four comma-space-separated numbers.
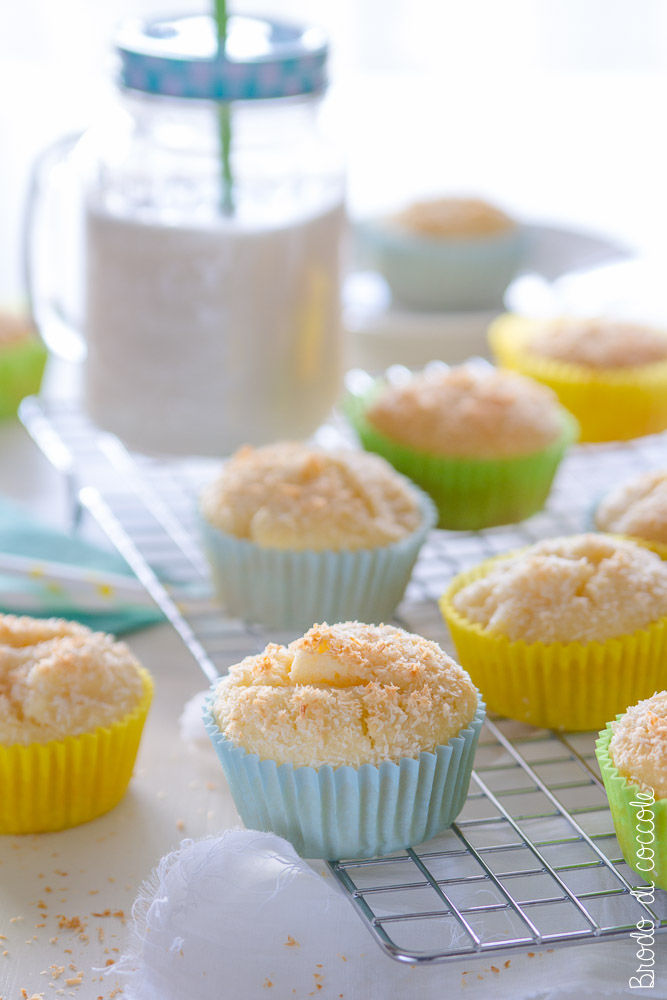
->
390, 197, 515, 238
212, 620, 478, 768
528, 318, 667, 369
365, 365, 565, 458
595, 469, 667, 545
452, 534, 667, 644
0, 614, 146, 745
200, 442, 422, 551
610, 690, 667, 799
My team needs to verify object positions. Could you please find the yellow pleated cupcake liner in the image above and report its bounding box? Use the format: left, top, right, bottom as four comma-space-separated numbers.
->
440, 560, 667, 731
595, 724, 667, 890
625, 537, 667, 560
489, 314, 667, 443
344, 388, 577, 530
0, 668, 153, 834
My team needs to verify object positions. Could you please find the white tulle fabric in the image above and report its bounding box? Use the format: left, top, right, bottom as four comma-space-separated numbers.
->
113, 828, 648, 1000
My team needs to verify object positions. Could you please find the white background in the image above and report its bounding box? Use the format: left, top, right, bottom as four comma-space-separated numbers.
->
4, 0, 667, 303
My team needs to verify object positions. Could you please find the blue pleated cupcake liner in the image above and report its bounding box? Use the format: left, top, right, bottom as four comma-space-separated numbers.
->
199, 488, 436, 631
203, 693, 485, 859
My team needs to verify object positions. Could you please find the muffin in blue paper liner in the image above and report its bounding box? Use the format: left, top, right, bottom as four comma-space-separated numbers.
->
199, 443, 437, 631
202, 620, 485, 859
203, 695, 485, 860
356, 196, 525, 312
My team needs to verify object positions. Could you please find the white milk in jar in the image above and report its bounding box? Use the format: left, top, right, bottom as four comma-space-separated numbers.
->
84, 196, 344, 455
67, 13, 345, 455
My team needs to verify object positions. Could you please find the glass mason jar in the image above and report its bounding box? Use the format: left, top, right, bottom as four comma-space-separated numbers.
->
28, 14, 346, 456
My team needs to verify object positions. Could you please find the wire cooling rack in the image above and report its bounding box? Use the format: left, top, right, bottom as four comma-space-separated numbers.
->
18, 393, 667, 965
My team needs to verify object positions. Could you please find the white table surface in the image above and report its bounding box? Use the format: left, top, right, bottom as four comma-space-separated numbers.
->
0, 408, 664, 1000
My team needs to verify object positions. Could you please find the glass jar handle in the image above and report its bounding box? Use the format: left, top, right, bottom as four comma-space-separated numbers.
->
23, 132, 86, 362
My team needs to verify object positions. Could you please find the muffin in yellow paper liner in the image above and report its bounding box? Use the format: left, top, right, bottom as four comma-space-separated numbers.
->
488, 314, 667, 443
0, 667, 153, 834
595, 722, 667, 890
439, 560, 667, 731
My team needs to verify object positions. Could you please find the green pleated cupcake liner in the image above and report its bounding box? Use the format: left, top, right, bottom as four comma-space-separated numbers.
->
199, 487, 436, 631
344, 389, 578, 530
595, 723, 667, 890
203, 694, 485, 859
0, 337, 48, 420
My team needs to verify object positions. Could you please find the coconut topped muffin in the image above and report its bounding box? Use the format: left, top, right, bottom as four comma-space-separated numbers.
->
528, 318, 667, 369
200, 442, 422, 551
389, 196, 516, 239
609, 691, 667, 799
0, 614, 146, 745
595, 469, 667, 545
365, 366, 565, 459
211, 620, 478, 768
452, 534, 667, 644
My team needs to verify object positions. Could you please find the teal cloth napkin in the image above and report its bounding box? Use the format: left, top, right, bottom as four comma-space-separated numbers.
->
0, 496, 164, 635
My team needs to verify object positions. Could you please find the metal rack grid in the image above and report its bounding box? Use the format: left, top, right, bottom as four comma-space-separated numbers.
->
18, 393, 667, 965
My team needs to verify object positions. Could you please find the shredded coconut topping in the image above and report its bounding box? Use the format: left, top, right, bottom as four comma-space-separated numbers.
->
200, 442, 422, 550
0, 614, 145, 745
366, 365, 564, 458
212, 621, 478, 767
610, 691, 667, 799
452, 534, 667, 643
595, 469, 667, 544
529, 318, 667, 369
390, 197, 515, 238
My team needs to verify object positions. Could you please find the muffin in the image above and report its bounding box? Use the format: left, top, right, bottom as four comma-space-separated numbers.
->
356, 196, 524, 312
489, 314, 667, 442
199, 442, 436, 630
345, 364, 577, 529
203, 620, 485, 858
0, 310, 48, 420
596, 692, 667, 889
0, 614, 153, 833
440, 534, 667, 730
594, 469, 667, 558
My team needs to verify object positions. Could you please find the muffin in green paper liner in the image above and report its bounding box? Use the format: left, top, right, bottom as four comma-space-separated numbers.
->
344, 365, 577, 530
595, 696, 667, 891
0, 312, 48, 420
203, 621, 486, 859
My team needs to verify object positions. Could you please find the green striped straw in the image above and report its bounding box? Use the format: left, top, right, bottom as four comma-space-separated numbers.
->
214, 0, 234, 214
